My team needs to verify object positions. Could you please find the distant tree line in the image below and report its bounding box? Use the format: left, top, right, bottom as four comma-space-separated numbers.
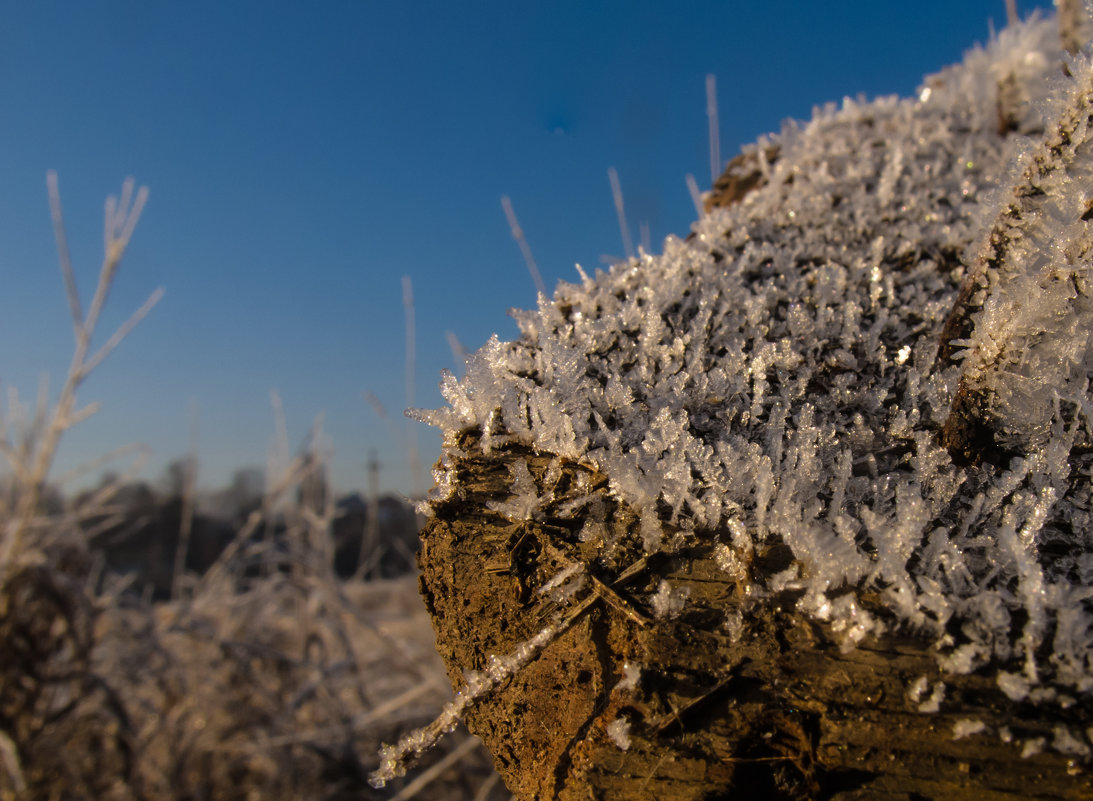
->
29, 460, 424, 600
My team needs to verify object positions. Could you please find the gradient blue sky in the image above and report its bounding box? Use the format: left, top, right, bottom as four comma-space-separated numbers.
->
0, 1, 1056, 498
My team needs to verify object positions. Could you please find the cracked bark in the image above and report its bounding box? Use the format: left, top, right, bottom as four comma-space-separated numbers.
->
418, 433, 1093, 800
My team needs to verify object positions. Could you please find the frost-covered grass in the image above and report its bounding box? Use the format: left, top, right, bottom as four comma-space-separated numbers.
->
407, 11, 1093, 769
0, 179, 503, 800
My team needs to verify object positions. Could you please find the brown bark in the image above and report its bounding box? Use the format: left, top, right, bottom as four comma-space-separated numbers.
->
704, 145, 780, 212
418, 432, 1093, 801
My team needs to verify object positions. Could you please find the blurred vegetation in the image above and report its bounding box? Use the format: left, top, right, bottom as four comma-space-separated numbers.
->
0, 177, 505, 801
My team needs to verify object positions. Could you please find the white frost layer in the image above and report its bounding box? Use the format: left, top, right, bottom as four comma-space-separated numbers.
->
953, 718, 987, 740
420, 16, 1093, 700
606, 717, 632, 751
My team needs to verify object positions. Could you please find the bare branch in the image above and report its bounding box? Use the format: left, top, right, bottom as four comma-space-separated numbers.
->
52, 441, 149, 487
707, 73, 721, 184
1058, 0, 1092, 54
501, 195, 547, 298
57, 400, 101, 431
46, 171, 83, 333
608, 167, 634, 261
81, 286, 164, 376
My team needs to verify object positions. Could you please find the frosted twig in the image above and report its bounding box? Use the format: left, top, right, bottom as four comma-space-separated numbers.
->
2, 175, 157, 580
445, 330, 468, 375
270, 673, 445, 748
388, 735, 481, 801
80, 287, 164, 377
501, 195, 547, 298
86, 181, 148, 340
707, 74, 721, 184
940, 52, 1093, 460
1058, 0, 1091, 54
268, 389, 290, 491
57, 400, 102, 431
685, 173, 704, 218
368, 618, 564, 788
371, 551, 654, 787
198, 413, 326, 590
403, 276, 425, 499
52, 441, 149, 488
0, 730, 25, 794
608, 167, 634, 260
354, 447, 382, 580
362, 390, 388, 420
171, 402, 199, 598
471, 772, 502, 801
46, 172, 82, 336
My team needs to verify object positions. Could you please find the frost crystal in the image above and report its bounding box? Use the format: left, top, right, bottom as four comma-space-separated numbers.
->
537, 562, 586, 604
907, 675, 930, 704
606, 717, 632, 751
421, 10, 1093, 743
997, 671, 1031, 701
487, 459, 545, 521
723, 610, 745, 643
651, 579, 688, 620
1022, 737, 1047, 759
1054, 725, 1091, 757
917, 681, 947, 714
952, 718, 987, 740
615, 661, 642, 692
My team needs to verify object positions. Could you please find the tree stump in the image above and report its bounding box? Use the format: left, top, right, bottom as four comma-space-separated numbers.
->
412, 13, 1093, 800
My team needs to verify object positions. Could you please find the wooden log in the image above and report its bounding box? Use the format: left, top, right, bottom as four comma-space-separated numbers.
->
420, 432, 1093, 800
410, 13, 1093, 800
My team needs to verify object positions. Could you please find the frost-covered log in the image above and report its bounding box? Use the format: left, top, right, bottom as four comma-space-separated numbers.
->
404, 14, 1093, 801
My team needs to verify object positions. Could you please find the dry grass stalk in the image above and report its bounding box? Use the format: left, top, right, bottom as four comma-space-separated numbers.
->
0, 176, 505, 801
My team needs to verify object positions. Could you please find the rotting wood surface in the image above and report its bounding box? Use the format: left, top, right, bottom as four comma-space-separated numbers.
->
418, 431, 1093, 801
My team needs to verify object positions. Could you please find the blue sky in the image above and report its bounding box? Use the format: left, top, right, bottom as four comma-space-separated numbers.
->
0, 1, 1056, 498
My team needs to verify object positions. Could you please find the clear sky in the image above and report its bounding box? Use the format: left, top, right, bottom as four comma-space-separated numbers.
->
0, 1, 1056, 499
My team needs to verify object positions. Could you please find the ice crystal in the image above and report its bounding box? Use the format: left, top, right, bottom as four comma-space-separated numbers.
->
723, 610, 745, 643
421, 11, 1093, 726
651, 579, 689, 620
907, 675, 930, 704
615, 661, 642, 692
1054, 725, 1092, 757
713, 542, 748, 582
998, 670, 1032, 701
606, 717, 632, 751
1022, 737, 1047, 758
537, 562, 586, 604
918, 682, 947, 714
952, 718, 987, 739
486, 459, 545, 521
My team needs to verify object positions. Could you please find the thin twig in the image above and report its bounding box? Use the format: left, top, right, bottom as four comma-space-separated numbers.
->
686, 172, 705, 219
172, 402, 199, 598
608, 167, 635, 261
501, 195, 547, 298
46, 170, 82, 333
707, 74, 721, 184
389, 735, 481, 801
471, 771, 502, 801
81, 287, 165, 376
3, 176, 154, 579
